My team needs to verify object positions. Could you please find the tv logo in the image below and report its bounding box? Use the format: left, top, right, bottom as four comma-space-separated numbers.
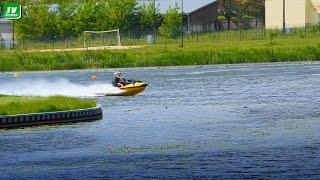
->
3, 3, 21, 20
6, 7, 18, 14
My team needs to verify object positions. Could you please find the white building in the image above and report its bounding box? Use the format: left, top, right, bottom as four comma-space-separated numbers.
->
266, 0, 320, 29
0, 19, 12, 49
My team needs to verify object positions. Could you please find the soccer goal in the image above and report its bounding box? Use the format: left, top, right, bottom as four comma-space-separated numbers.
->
83, 29, 121, 48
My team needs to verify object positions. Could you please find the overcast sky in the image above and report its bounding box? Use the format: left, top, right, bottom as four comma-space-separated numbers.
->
140, 0, 217, 13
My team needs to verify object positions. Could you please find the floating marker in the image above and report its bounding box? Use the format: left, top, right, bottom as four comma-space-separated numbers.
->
90, 75, 98, 81
14, 73, 19, 79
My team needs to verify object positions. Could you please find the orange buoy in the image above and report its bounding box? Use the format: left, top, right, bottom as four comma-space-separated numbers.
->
90, 75, 98, 81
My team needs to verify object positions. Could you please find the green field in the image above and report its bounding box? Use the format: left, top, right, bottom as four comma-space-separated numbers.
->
1, 28, 320, 71
0, 95, 97, 116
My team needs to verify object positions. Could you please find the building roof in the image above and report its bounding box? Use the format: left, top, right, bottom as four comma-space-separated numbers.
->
188, 0, 219, 15
311, 0, 320, 13
158, 0, 218, 13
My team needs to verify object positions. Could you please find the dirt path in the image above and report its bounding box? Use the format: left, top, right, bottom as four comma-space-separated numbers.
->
25, 45, 145, 53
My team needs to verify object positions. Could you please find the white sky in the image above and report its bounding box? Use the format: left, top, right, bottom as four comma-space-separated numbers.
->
140, 0, 217, 13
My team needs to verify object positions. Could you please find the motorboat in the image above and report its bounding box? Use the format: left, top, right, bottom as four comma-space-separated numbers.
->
116, 81, 148, 96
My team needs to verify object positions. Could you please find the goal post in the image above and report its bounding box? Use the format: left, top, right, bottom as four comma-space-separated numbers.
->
83, 29, 121, 48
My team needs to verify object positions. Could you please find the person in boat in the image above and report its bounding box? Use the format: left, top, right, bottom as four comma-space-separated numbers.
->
112, 71, 127, 88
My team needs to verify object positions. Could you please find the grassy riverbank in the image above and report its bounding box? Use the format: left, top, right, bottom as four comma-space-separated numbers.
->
0, 95, 97, 116
1, 30, 320, 71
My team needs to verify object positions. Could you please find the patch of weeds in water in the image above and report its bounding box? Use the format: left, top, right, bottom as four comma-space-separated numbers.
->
106, 144, 198, 154
251, 129, 271, 137
265, 119, 277, 128
211, 141, 230, 148
284, 118, 319, 136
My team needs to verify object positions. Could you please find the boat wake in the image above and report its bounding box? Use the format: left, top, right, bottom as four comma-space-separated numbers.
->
0, 79, 124, 97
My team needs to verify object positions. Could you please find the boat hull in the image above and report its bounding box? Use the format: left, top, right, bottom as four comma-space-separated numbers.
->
115, 86, 147, 96
103, 82, 148, 96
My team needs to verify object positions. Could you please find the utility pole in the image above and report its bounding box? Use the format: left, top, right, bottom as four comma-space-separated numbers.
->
181, 0, 184, 48
153, 0, 156, 44
12, 20, 14, 49
144, 0, 157, 43
12, 0, 15, 50
283, 0, 286, 33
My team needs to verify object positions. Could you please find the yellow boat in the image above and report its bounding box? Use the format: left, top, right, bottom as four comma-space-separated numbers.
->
113, 81, 148, 96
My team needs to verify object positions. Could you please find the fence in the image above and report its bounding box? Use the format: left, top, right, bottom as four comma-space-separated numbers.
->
1, 25, 320, 51
187, 19, 265, 33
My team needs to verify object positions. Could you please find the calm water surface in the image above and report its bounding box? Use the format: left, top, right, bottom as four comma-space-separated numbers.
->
1, 62, 320, 179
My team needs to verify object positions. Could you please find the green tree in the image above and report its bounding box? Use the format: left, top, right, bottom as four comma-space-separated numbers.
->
74, 1, 110, 34
15, 3, 57, 41
159, 5, 181, 39
219, 0, 265, 29
139, 2, 161, 33
218, 0, 238, 30
242, 0, 265, 25
0, 2, 3, 18
54, 2, 78, 39
107, 0, 137, 31
13, 0, 145, 41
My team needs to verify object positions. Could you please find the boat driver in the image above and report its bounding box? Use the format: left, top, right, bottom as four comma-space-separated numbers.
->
113, 71, 126, 87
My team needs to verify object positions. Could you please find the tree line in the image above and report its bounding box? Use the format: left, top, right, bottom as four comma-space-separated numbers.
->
11, 0, 164, 41
0, 0, 265, 41
218, 0, 265, 29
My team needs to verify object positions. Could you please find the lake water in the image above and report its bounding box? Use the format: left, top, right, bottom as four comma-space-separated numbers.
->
0, 62, 320, 179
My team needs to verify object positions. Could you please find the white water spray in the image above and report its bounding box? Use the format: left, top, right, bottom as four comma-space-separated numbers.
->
0, 79, 123, 97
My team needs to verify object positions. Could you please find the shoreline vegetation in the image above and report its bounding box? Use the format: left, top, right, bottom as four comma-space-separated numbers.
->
1, 30, 320, 72
0, 95, 97, 116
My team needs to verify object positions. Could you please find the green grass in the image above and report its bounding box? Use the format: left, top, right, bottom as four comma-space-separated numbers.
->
1, 28, 320, 71
0, 95, 97, 116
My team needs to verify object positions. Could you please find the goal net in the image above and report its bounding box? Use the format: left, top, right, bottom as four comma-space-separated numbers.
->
83, 29, 121, 48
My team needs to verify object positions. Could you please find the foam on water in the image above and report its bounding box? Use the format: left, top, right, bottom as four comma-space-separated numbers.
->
0, 79, 123, 97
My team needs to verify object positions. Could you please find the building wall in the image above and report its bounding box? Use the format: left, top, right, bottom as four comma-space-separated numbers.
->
0, 19, 12, 34
0, 19, 13, 49
286, 0, 306, 27
188, 2, 218, 32
266, 0, 320, 29
306, 0, 320, 26
265, 0, 284, 29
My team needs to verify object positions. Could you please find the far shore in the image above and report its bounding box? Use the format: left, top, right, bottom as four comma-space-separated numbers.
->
1, 31, 320, 72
